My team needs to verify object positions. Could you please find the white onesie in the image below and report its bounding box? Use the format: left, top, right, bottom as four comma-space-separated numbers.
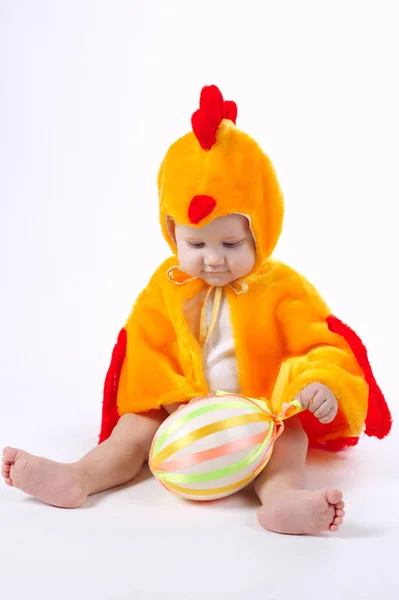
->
202, 294, 240, 395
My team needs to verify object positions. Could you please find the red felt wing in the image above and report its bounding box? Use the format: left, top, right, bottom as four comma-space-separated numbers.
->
98, 328, 126, 444
327, 315, 392, 439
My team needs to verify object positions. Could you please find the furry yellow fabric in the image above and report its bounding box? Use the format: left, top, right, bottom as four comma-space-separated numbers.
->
114, 98, 369, 447
117, 257, 367, 445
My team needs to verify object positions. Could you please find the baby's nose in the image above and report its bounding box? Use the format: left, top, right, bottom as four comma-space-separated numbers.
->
204, 252, 225, 266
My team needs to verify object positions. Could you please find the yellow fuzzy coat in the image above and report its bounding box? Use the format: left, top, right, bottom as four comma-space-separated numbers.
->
99, 85, 391, 449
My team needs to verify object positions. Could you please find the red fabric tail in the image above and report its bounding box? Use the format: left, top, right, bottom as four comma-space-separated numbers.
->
98, 328, 127, 444
327, 315, 392, 439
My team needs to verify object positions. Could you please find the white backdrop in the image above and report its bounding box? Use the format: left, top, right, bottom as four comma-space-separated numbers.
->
1, 2, 398, 600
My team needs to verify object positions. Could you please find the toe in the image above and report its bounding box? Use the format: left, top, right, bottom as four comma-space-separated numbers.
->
336, 509, 345, 518
333, 517, 343, 526
325, 488, 343, 505
329, 523, 339, 532
336, 501, 345, 510
2, 468, 11, 477
4, 477, 13, 486
2, 447, 19, 463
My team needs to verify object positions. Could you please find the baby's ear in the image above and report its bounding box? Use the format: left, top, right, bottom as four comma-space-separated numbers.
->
166, 215, 176, 244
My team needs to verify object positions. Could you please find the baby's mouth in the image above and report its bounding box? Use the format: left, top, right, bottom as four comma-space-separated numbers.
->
204, 269, 229, 274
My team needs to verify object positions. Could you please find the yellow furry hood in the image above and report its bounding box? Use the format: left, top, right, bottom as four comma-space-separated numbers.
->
157, 85, 284, 269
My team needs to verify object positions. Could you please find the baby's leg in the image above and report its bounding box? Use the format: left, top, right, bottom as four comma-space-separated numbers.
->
254, 416, 345, 534
2, 410, 165, 508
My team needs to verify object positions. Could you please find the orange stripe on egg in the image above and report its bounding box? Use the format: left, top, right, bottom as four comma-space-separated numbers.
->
157, 429, 267, 473
150, 412, 269, 471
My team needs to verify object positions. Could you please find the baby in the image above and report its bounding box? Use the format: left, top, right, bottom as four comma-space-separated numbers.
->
2, 85, 391, 534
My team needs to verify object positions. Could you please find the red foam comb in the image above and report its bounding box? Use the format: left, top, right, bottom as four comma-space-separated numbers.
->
188, 194, 217, 224
191, 85, 237, 150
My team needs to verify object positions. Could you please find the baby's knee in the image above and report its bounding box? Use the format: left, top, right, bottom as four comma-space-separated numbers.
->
114, 411, 165, 456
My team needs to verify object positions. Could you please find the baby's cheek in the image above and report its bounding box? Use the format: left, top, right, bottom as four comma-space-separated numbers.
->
232, 252, 254, 276
183, 254, 201, 276
192, 254, 203, 271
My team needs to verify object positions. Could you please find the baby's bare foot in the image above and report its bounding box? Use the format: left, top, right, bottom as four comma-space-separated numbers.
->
2, 447, 87, 508
257, 488, 345, 535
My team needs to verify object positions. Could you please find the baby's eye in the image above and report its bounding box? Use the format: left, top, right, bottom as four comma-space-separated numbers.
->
187, 242, 205, 248
223, 241, 243, 248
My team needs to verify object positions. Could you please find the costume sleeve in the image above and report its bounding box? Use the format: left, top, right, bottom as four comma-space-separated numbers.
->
116, 284, 201, 417
273, 274, 369, 442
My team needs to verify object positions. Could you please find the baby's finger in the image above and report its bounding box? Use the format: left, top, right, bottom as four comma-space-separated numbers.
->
297, 383, 320, 408
307, 390, 325, 414
313, 399, 332, 420
318, 407, 335, 424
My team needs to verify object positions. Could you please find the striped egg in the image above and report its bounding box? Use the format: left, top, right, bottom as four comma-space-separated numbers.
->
149, 394, 279, 501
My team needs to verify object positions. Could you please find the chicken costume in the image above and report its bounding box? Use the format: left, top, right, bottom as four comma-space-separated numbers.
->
99, 85, 391, 451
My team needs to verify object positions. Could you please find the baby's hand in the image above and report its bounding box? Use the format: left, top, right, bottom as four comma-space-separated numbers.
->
174, 393, 214, 412
188, 393, 214, 404
296, 382, 338, 424
165, 393, 213, 415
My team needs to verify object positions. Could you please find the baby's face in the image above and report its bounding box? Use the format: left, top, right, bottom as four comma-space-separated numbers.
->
174, 214, 256, 286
